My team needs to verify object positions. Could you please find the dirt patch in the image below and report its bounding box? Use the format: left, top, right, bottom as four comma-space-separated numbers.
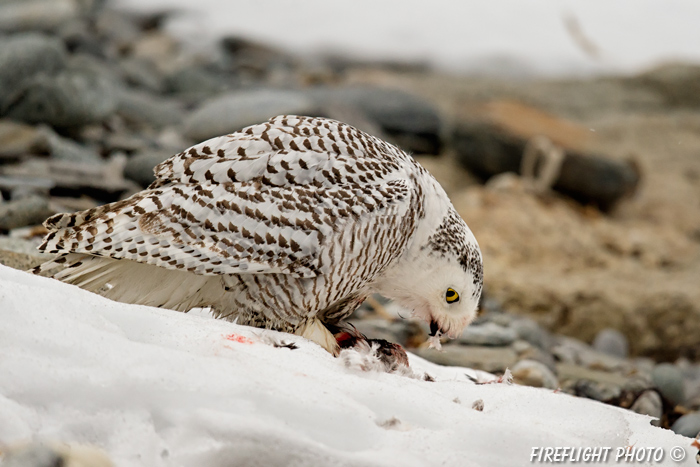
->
348, 68, 700, 360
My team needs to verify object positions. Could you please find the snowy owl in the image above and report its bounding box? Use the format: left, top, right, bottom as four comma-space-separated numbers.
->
34, 116, 483, 356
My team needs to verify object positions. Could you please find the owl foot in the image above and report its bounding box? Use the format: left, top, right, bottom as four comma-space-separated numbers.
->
297, 319, 340, 356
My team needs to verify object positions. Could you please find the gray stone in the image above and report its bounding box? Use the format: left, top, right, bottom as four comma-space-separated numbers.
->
512, 359, 559, 389
45, 131, 102, 164
480, 311, 515, 327
0, 248, 46, 271
457, 322, 517, 346
116, 88, 184, 129
652, 363, 686, 406
515, 345, 558, 375
635, 63, 700, 108
413, 345, 517, 373
0, 33, 67, 114
0, 236, 47, 258
556, 362, 630, 388
621, 376, 654, 394
93, 8, 142, 46
0, 0, 81, 33
57, 18, 106, 59
118, 57, 165, 93
553, 336, 631, 372
103, 132, 152, 154
592, 328, 629, 359
184, 89, 317, 141
124, 149, 180, 188
568, 379, 621, 402
509, 318, 553, 350
479, 297, 506, 315
165, 66, 229, 99
307, 86, 442, 154
6, 56, 119, 127
511, 339, 532, 354
670, 413, 700, 438
630, 390, 663, 423
0, 195, 54, 231
1, 156, 140, 202
0, 120, 47, 160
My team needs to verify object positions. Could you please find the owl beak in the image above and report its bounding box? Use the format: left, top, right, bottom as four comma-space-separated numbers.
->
429, 320, 440, 337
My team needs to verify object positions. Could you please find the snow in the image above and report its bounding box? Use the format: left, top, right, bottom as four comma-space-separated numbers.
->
117, 0, 700, 77
0, 263, 695, 466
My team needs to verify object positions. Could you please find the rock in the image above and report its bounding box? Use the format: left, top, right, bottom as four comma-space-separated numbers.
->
453, 100, 640, 211
118, 57, 165, 93
129, 31, 181, 73
651, 363, 686, 406
58, 18, 106, 58
164, 66, 229, 100
0, 195, 54, 231
0, 120, 48, 160
103, 132, 152, 155
1, 156, 140, 202
511, 339, 531, 354
0, 33, 67, 114
509, 317, 552, 350
93, 8, 142, 49
556, 362, 630, 388
568, 379, 621, 403
0, 236, 46, 257
308, 86, 442, 154
457, 322, 517, 346
552, 336, 631, 373
592, 328, 629, 358
479, 296, 506, 315
515, 344, 558, 375
44, 130, 102, 164
0, 248, 45, 271
183, 89, 317, 141
634, 63, 700, 108
6, 56, 119, 127
413, 345, 517, 373
473, 310, 516, 327
0, 0, 82, 33
220, 35, 297, 76
629, 390, 663, 423
512, 359, 558, 389
116, 88, 184, 129
124, 149, 180, 187
670, 413, 700, 438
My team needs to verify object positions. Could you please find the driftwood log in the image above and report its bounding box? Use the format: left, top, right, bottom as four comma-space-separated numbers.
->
453, 100, 641, 211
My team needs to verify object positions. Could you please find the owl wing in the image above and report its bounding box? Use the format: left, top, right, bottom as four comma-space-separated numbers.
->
39, 116, 417, 278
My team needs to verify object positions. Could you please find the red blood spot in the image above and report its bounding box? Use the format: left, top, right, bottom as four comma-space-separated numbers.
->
224, 333, 254, 344
335, 331, 355, 348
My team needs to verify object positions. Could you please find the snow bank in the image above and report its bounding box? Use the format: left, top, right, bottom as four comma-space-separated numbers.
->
0, 264, 694, 466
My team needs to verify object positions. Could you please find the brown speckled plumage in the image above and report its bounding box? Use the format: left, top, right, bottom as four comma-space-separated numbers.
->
34, 115, 483, 353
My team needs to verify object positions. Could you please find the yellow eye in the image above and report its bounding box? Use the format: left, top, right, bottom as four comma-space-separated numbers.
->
446, 288, 460, 303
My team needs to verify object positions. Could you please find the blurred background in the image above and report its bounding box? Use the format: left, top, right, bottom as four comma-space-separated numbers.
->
0, 0, 698, 437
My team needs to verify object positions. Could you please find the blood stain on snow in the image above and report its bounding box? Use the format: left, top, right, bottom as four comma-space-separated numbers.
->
224, 333, 254, 344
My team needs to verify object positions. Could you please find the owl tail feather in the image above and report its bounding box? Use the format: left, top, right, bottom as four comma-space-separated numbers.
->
30, 254, 227, 312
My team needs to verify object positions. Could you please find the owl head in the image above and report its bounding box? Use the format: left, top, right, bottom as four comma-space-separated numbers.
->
374, 208, 483, 346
